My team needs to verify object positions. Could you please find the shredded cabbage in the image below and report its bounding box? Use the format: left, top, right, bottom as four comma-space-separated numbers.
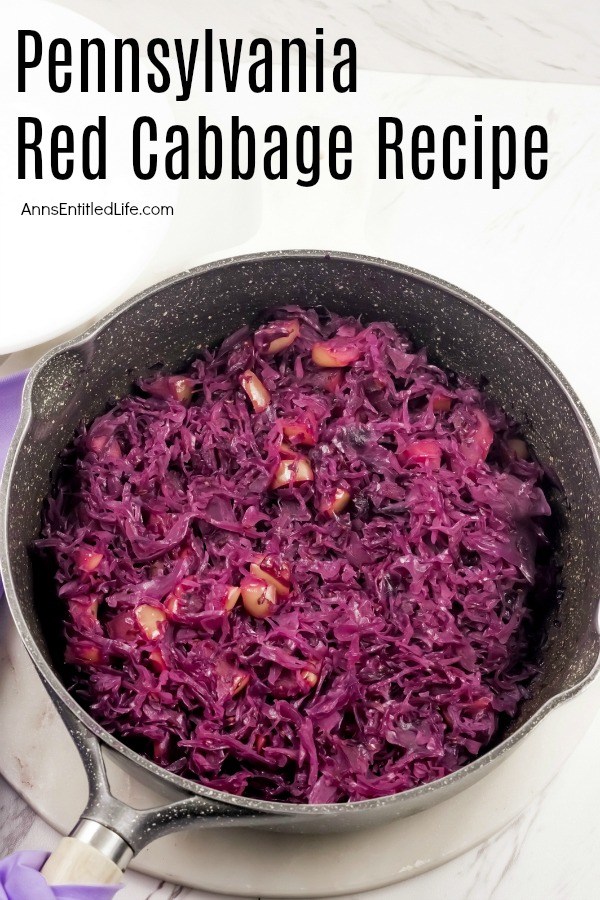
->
38, 307, 553, 803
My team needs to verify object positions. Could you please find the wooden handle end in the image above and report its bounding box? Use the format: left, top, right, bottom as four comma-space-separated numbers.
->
41, 836, 123, 885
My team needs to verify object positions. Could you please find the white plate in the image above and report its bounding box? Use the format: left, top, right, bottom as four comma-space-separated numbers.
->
0, 0, 179, 354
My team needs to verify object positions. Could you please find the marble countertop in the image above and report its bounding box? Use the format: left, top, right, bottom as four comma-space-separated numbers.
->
54, 0, 600, 85
2, 1, 600, 897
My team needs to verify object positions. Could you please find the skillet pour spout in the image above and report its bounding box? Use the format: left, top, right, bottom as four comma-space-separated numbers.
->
2, 250, 600, 884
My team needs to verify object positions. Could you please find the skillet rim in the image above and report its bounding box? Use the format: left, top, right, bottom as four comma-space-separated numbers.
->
2, 248, 600, 818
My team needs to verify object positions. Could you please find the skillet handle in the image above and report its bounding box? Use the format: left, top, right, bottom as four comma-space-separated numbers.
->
39, 685, 276, 884
41, 829, 125, 885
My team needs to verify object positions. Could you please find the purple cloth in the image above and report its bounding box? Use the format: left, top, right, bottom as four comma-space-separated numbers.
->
0, 371, 28, 598
1, 377, 124, 892
0, 371, 27, 473
0, 852, 120, 899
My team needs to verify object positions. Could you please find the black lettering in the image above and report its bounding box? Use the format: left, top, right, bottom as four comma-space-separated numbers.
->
329, 126, 352, 179
442, 125, 466, 179
315, 27, 324, 92
48, 38, 71, 93
297, 125, 320, 187
492, 125, 516, 189
249, 39, 272, 92
412, 126, 434, 179
115, 39, 140, 92
264, 125, 287, 179
165, 125, 189, 179
378, 117, 403, 179
204, 29, 213, 92
18, 30, 42, 92
282, 39, 306, 92
132, 116, 157, 179
220, 38, 242, 91
81, 39, 106, 92
474, 114, 483, 179
524, 126, 548, 180
333, 39, 357, 92
82, 116, 106, 179
198, 116, 222, 179
147, 39, 170, 93
17, 117, 42, 178
51, 125, 74, 179
174, 38, 198, 101
232, 116, 256, 179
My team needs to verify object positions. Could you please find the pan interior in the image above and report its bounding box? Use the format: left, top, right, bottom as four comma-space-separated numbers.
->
5, 252, 600, 767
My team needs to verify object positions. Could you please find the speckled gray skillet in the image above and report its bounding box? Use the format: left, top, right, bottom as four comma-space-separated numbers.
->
2, 250, 600, 870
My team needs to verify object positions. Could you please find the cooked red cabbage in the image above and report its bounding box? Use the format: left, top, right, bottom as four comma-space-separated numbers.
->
38, 307, 553, 803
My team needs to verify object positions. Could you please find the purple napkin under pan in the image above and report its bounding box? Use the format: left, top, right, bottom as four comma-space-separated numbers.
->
0, 372, 122, 895
0, 371, 27, 472
0, 371, 28, 595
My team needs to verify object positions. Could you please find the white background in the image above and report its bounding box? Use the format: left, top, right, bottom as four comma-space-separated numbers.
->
1, 1, 600, 898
